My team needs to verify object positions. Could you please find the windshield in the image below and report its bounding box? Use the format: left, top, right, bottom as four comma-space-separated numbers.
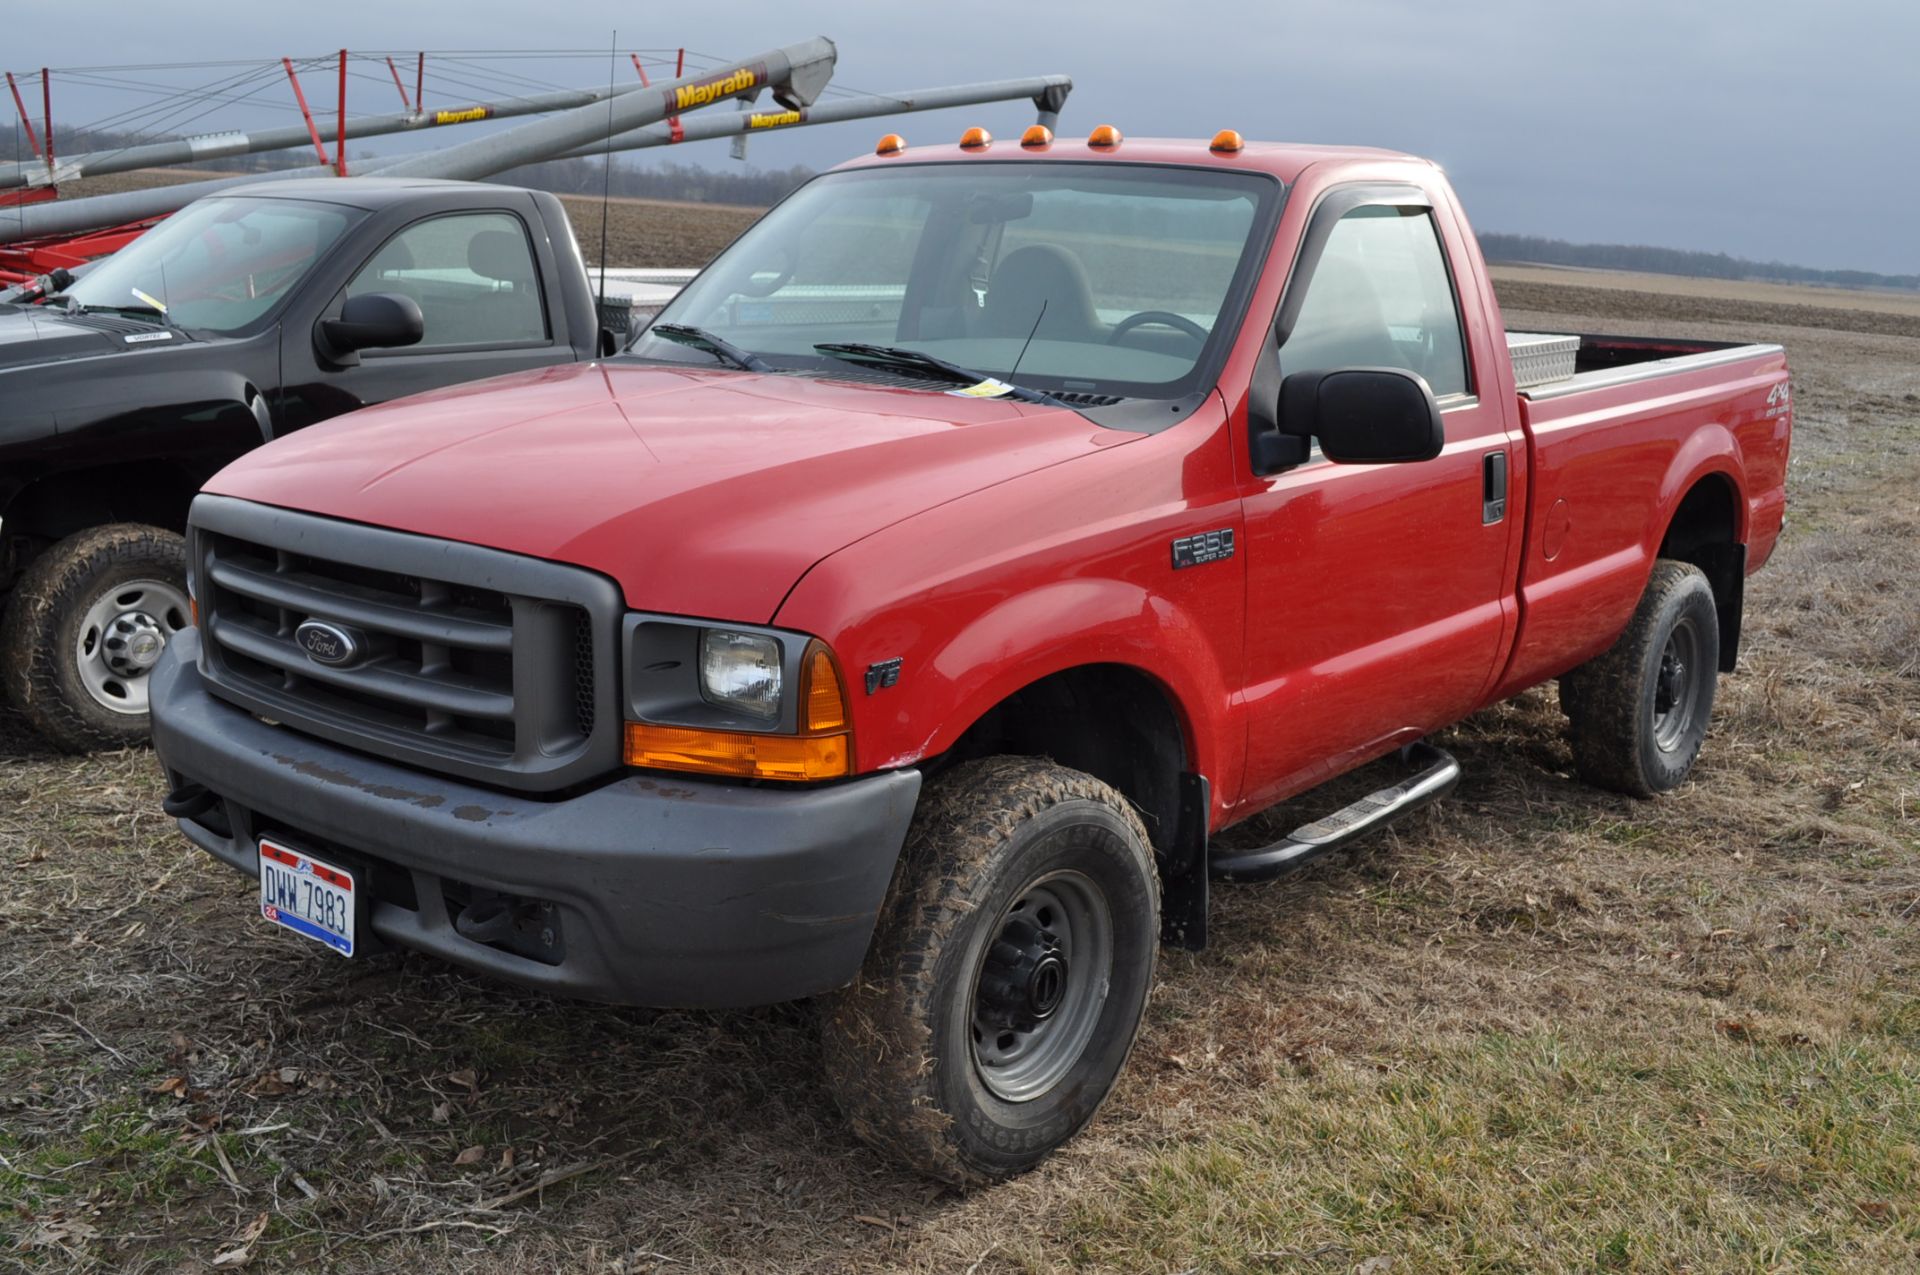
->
633, 162, 1281, 400
66, 196, 361, 334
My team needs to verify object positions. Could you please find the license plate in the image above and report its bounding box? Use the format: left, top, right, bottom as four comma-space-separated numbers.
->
258, 839, 356, 957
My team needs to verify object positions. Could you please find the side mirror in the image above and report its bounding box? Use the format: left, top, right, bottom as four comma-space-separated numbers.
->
1255, 368, 1444, 471
315, 292, 424, 366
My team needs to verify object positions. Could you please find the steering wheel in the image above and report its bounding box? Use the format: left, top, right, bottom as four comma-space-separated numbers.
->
1107, 309, 1209, 347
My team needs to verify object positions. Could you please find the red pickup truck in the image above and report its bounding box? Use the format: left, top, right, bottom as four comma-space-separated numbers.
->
149, 128, 1791, 1184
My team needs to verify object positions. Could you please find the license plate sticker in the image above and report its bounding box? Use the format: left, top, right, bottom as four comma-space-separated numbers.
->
258, 839, 356, 957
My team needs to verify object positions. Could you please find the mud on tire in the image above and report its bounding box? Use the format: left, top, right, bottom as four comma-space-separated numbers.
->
821, 756, 1160, 1186
1560, 558, 1720, 797
1, 524, 189, 753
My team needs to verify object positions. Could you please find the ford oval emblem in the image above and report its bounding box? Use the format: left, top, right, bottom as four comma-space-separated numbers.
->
295, 620, 364, 668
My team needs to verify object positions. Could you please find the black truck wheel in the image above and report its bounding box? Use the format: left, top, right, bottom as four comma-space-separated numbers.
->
1560, 558, 1720, 797
822, 757, 1160, 1186
0, 524, 190, 753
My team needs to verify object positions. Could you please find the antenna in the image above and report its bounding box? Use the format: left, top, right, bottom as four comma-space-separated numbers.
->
595, 29, 616, 338
1008, 299, 1047, 385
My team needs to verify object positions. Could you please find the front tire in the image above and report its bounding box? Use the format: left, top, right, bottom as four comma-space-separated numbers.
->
0, 524, 190, 752
821, 757, 1160, 1185
1561, 558, 1720, 797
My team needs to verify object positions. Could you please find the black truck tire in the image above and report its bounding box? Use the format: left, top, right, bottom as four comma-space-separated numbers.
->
1560, 558, 1720, 797
0, 524, 190, 753
821, 757, 1160, 1186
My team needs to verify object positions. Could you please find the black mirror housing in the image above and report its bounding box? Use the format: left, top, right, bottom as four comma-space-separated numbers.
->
1277, 368, 1444, 466
316, 292, 424, 366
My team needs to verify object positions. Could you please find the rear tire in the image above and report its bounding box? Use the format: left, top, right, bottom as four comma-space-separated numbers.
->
1561, 559, 1720, 797
0, 524, 189, 753
821, 757, 1160, 1186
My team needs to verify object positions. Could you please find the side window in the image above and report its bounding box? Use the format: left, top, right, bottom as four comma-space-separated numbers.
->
1282, 206, 1469, 398
345, 213, 547, 350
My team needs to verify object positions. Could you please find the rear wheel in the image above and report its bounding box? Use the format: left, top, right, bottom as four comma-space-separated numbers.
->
1561, 558, 1720, 797
821, 757, 1159, 1185
0, 524, 189, 752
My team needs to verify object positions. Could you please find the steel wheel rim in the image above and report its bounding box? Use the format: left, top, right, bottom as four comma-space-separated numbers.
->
969, 869, 1114, 1104
1652, 615, 1703, 752
73, 578, 191, 716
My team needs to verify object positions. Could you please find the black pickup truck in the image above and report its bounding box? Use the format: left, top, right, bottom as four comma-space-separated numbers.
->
0, 178, 605, 750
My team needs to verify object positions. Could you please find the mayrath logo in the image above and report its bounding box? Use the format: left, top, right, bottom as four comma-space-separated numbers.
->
674, 68, 759, 111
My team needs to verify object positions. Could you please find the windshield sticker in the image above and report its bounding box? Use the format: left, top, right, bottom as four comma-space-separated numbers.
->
131, 287, 169, 314
948, 378, 1017, 399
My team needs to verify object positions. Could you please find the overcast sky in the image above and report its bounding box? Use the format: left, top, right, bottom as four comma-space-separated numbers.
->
10, 0, 1912, 273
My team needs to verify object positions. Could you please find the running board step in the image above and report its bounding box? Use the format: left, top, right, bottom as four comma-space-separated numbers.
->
1209, 742, 1461, 882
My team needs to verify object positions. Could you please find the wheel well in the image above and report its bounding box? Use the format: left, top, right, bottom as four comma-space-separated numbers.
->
1660, 474, 1745, 672
937, 664, 1188, 856
1, 464, 201, 591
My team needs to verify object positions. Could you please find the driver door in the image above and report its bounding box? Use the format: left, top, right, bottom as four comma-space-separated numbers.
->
1237, 193, 1515, 808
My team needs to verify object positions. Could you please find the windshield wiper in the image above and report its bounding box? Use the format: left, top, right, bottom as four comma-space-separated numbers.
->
73, 301, 181, 332
647, 323, 772, 372
813, 342, 1061, 405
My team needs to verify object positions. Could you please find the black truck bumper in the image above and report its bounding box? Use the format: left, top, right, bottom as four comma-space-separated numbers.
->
149, 632, 922, 1008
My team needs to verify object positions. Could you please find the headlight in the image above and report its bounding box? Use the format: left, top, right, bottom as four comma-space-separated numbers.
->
625, 621, 854, 781
699, 629, 782, 719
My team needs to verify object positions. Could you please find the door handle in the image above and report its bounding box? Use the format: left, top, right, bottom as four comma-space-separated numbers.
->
1482, 450, 1508, 524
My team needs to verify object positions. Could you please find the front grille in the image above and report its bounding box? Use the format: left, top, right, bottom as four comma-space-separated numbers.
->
191, 495, 623, 793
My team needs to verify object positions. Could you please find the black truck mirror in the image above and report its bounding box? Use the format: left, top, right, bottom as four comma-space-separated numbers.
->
1276, 367, 1445, 466
316, 292, 425, 366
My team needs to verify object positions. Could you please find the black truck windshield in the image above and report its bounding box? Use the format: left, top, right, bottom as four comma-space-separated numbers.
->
633, 162, 1280, 400
66, 196, 361, 334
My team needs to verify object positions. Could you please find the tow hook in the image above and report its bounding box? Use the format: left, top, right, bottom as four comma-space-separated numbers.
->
161, 782, 218, 820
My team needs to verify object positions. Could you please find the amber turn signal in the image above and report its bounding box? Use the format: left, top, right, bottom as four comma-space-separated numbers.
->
624, 723, 849, 781
875, 132, 907, 155
1087, 124, 1122, 149
959, 126, 992, 150
802, 642, 849, 733
1209, 129, 1245, 154
1020, 124, 1053, 149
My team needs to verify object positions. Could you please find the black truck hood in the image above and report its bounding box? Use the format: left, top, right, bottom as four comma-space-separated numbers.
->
0, 303, 194, 372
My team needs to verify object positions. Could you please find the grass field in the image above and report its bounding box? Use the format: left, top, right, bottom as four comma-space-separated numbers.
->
2, 226, 1917, 1272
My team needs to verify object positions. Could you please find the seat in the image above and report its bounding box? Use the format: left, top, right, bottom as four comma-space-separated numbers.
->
979, 244, 1102, 343
466, 229, 536, 290
1281, 264, 1405, 378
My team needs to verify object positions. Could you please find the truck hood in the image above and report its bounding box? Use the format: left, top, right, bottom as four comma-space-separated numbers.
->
0, 304, 192, 371
205, 361, 1136, 622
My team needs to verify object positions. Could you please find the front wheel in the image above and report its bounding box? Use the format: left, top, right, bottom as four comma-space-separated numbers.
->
1561, 558, 1720, 797
0, 524, 190, 752
821, 757, 1160, 1185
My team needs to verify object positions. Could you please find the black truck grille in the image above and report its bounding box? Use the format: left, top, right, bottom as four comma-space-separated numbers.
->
191, 496, 622, 793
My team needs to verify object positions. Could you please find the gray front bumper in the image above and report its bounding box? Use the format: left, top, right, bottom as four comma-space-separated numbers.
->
150, 631, 922, 1007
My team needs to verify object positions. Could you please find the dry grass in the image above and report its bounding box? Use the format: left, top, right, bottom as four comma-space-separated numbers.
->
3, 264, 1918, 1273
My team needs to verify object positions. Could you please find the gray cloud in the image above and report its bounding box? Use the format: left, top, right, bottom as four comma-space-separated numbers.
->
9, 0, 1910, 272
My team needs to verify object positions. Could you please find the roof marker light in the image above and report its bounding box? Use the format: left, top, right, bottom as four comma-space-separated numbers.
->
959, 126, 992, 150
1020, 124, 1053, 149
1210, 129, 1245, 154
1087, 124, 1122, 149
875, 133, 907, 155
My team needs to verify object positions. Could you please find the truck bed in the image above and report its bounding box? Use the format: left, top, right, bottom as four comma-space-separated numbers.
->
1489, 336, 1791, 699
1511, 332, 1781, 400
